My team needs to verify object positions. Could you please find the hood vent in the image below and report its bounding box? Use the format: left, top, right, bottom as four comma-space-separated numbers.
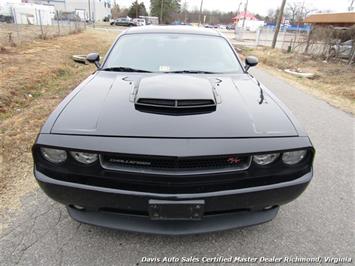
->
135, 98, 216, 115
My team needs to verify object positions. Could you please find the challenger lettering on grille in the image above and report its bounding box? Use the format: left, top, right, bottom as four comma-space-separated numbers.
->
108, 158, 152, 166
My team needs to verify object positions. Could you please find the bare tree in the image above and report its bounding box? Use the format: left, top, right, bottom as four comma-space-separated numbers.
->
285, 2, 316, 24
285, 2, 300, 24
265, 8, 278, 24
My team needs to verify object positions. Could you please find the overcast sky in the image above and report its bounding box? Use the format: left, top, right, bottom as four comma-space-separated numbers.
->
115, 0, 352, 16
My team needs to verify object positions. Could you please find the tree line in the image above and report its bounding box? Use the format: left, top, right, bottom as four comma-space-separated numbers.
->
111, 0, 239, 25
111, 1, 318, 25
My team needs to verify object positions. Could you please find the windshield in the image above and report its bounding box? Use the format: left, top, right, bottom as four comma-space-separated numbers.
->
103, 33, 243, 73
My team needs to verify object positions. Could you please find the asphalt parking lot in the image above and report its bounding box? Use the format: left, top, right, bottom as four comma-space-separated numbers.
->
0, 42, 354, 265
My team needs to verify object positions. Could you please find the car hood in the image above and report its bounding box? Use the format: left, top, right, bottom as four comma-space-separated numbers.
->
51, 72, 298, 138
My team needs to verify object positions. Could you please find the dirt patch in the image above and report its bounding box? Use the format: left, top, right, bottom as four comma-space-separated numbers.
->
239, 47, 355, 113
0, 29, 117, 220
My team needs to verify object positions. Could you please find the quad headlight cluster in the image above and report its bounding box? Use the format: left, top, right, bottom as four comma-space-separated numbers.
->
253, 149, 307, 166
40, 147, 308, 167
40, 147, 98, 165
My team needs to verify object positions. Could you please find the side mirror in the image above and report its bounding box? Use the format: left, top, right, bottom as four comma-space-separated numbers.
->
86, 52, 100, 68
245, 56, 258, 71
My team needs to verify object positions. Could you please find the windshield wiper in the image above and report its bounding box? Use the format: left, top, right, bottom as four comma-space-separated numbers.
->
101, 67, 152, 73
165, 70, 218, 74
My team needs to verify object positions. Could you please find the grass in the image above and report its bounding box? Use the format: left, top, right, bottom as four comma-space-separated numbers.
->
238, 46, 355, 114
0, 29, 117, 220
0, 29, 117, 120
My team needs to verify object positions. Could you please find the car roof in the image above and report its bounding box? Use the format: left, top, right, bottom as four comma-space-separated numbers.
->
123, 25, 222, 36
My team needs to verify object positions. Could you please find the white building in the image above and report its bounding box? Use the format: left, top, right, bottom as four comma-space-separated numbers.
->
27, 0, 111, 21
1, 0, 55, 25
0, 0, 22, 16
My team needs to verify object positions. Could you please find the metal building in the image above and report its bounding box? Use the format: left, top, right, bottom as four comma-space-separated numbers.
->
26, 0, 111, 22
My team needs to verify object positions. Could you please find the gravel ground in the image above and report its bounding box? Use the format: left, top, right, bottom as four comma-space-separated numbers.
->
0, 49, 354, 266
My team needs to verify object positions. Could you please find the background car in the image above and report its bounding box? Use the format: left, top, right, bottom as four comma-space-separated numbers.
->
226, 24, 235, 30
218, 24, 227, 30
133, 18, 146, 26
110, 17, 137, 27
103, 15, 111, 22
329, 40, 353, 59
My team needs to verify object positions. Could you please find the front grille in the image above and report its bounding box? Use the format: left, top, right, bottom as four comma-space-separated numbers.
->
34, 145, 314, 194
100, 153, 252, 175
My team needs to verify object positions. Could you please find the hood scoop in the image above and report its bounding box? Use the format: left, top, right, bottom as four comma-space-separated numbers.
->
135, 98, 216, 115
133, 74, 218, 115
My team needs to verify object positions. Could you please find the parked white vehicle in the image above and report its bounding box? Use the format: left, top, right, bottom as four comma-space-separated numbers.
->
133, 18, 146, 26
237, 20, 265, 32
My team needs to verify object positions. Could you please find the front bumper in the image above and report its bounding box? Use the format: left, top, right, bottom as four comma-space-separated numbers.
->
35, 169, 312, 235
67, 205, 279, 235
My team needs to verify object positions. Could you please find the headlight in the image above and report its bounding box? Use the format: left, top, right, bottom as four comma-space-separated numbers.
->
70, 151, 98, 164
40, 147, 67, 164
282, 150, 307, 165
253, 153, 279, 165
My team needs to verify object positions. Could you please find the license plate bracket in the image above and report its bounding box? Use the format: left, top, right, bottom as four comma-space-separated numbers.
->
148, 200, 205, 220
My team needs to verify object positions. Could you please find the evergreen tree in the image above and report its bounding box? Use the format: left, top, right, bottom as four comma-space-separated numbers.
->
150, 0, 181, 24
128, 1, 148, 18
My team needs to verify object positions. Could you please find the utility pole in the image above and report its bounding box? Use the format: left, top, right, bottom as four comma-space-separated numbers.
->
183, 0, 187, 23
349, 0, 354, 11
234, 1, 242, 37
160, 0, 164, 24
87, 0, 91, 21
92, 0, 96, 28
198, 0, 204, 25
241, 0, 248, 29
136, 0, 139, 18
271, 0, 287, 49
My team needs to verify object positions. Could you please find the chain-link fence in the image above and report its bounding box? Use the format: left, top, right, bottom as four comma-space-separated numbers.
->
0, 19, 86, 48
232, 26, 354, 62
233, 27, 315, 53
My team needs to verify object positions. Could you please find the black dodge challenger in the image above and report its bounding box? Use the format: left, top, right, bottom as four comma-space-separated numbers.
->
32, 26, 314, 235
